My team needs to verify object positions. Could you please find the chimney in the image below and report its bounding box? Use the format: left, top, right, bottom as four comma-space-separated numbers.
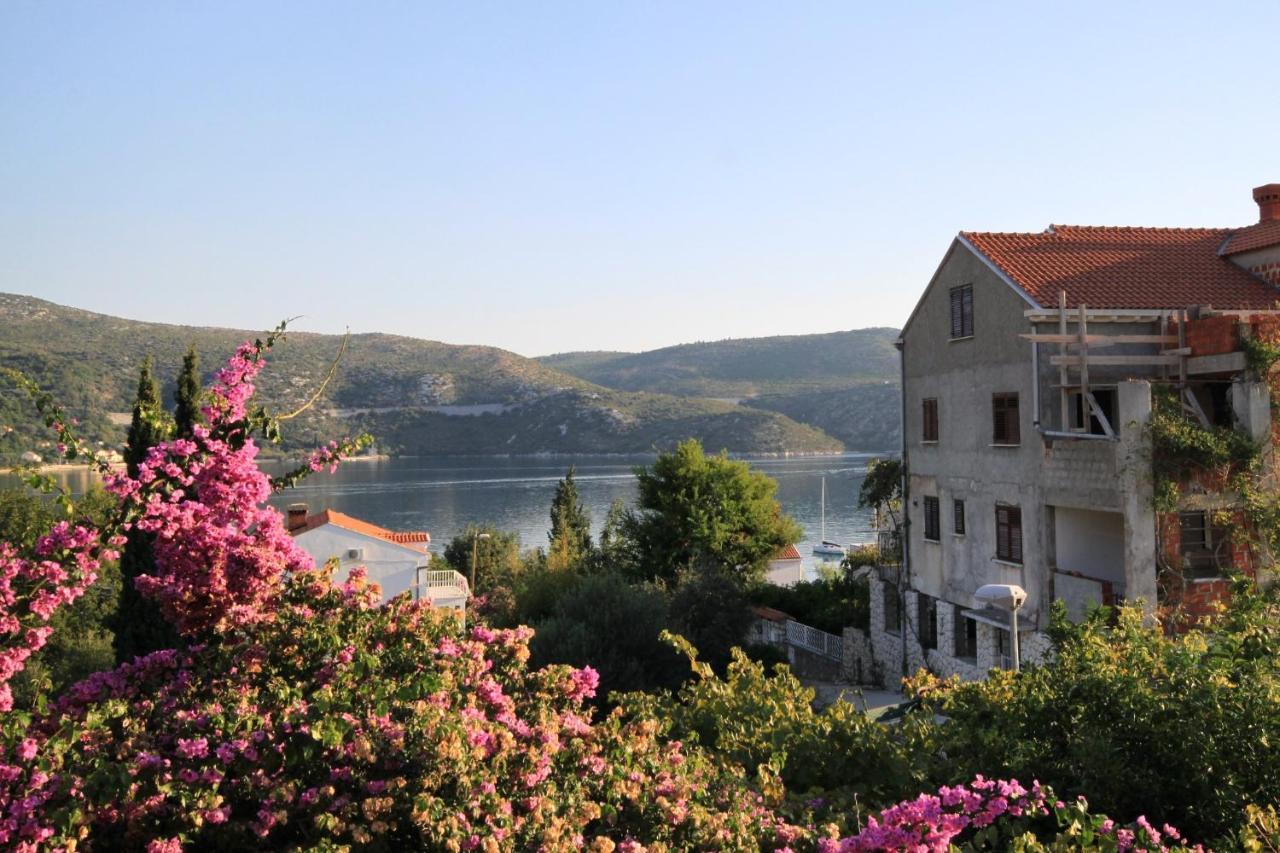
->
287, 503, 308, 531
1255, 183, 1280, 223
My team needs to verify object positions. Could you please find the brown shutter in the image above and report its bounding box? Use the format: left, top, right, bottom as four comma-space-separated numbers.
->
1007, 395, 1020, 444
1009, 507, 1023, 563
961, 285, 973, 337
950, 289, 963, 338
995, 506, 1007, 559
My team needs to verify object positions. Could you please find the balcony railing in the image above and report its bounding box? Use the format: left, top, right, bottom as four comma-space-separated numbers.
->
416, 568, 469, 602
784, 619, 844, 661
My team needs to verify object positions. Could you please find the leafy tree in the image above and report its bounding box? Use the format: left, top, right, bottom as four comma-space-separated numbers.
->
668, 565, 755, 672
114, 356, 179, 664
918, 587, 1280, 842
173, 344, 203, 437
748, 573, 870, 634
441, 524, 521, 593
591, 497, 636, 574
624, 439, 801, 585
529, 572, 680, 704
547, 466, 592, 570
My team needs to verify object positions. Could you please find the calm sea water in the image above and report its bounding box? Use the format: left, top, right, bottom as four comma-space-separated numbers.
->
15, 453, 880, 579
266, 453, 878, 579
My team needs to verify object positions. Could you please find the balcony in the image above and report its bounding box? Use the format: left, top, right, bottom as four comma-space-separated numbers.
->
1053, 569, 1122, 622
416, 568, 470, 611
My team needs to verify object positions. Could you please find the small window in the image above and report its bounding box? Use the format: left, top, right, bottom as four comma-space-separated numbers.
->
995, 505, 1023, 563
950, 285, 974, 339
953, 499, 966, 535
922, 398, 939, 443
883, 582, 901, 634
1178, 510, 1232, 578
954, 612, 977, 661
995, 627, 1013, 670
992, 393, 1021, 445
922, 496, 941, 542
918, 594, 938, 650
1069, 389, 1117, 436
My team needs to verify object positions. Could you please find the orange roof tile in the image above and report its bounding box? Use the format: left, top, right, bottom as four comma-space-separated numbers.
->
752, 605, 792, 623
771, 544, 803, 562
1221, 220, 1280, 256
292, 509, 430, 554
961, 225, 1280, 310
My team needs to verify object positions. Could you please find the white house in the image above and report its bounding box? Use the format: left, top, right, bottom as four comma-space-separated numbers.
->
766, 544, 804, 586
286, 504, 468, 615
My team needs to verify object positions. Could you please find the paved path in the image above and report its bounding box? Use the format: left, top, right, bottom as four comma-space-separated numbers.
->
807, 681, 905, 716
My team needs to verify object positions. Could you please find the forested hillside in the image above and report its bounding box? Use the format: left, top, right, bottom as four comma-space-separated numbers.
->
0, 294, 842, 459
539, 328, 903, 449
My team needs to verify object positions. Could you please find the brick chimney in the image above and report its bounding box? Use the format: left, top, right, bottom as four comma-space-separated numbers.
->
287, 503, 308, 531
1255, 183, 1280, 223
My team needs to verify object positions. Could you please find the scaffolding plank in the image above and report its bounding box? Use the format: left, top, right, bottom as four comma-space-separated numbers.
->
1049, 355, 1181, 367
1019, 333, 1179, 345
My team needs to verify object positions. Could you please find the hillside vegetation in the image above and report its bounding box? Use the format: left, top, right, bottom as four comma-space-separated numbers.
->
0, 294, 841, 459
539, 328, 903, 449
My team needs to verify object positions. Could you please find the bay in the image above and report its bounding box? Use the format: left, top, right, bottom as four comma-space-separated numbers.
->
266, 452, 879, 579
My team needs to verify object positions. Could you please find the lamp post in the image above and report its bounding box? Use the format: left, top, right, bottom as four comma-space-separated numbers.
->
974, 583, 1027, 671
470, 532, 491, 592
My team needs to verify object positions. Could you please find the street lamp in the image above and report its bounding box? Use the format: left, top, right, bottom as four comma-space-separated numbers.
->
470, 532, 491, 592
974, 583, 1027, 671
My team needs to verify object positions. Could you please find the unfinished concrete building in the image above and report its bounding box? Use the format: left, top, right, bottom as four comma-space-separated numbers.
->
870, 182, 1280, 682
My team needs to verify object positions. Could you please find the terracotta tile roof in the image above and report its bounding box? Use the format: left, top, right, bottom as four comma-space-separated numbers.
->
961, 225, 1280, 310
1221, 220, 1280, 256
292, 509, 430, 554
752, 605, 792, 623
771, 544, 803, 562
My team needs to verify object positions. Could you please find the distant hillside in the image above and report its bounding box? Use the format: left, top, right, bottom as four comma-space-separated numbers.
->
537, 328, 900, 397
538, 329, 903, 450
0, 294, 842, 460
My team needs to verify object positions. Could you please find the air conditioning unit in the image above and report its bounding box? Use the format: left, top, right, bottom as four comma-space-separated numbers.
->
346, 548, 364, 561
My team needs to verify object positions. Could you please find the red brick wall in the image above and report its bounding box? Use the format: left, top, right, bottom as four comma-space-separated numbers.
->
1183, 315, 1239, 356
1250, 262, 1280, 287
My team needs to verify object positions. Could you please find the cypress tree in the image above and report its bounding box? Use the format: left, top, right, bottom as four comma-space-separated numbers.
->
548, 466, 592, 569
114, 356, 179, 663
173, 344, 203, 438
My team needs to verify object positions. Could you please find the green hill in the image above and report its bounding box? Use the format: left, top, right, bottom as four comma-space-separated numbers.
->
0, 294, 842, 460
537, 329, 903, 450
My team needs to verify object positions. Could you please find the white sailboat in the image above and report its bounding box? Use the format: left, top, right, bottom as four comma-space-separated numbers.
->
812, 477, 847, 559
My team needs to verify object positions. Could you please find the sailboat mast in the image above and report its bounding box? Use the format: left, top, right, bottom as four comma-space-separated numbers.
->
820, 477, 826, 542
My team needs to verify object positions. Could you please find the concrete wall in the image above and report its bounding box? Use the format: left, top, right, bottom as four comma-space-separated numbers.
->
901, 242, 1052, 628
293, 526, 428, 603
1054, 507, 1125, 583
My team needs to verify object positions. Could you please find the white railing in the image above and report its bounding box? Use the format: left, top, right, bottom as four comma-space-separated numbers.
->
417, 569, 469, 600
784, 619, 844, 661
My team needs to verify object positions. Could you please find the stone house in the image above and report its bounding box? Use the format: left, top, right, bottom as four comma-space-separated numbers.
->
870, 182, 1280, 683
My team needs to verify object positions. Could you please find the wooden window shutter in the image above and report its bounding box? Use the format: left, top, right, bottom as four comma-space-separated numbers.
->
1009, 507, 1023, 562
996, 506, 1009, 558
950, 285, 973, 338
954, 499, 965, 535
923, 398, 938, 442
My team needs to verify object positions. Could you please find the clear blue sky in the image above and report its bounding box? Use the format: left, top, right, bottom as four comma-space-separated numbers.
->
2, 2, 1276, 356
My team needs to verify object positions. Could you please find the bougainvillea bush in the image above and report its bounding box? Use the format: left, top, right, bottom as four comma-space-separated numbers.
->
0, 329, 1205, 851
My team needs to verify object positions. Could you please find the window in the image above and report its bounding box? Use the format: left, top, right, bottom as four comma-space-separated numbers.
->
918, 594, 937, 650
995, 627, 1013, 670
953, 499, 966, 535
922, 398, 939, 442
922, 496, 940, 541
995, 505, 1023, 563
883, 582, 901, 634
1178, 510, 1232, 578
949, 284, 973, 339
992, 393, 1021, 445
954, 612, 977, 661
1069, 388, 1117, 436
